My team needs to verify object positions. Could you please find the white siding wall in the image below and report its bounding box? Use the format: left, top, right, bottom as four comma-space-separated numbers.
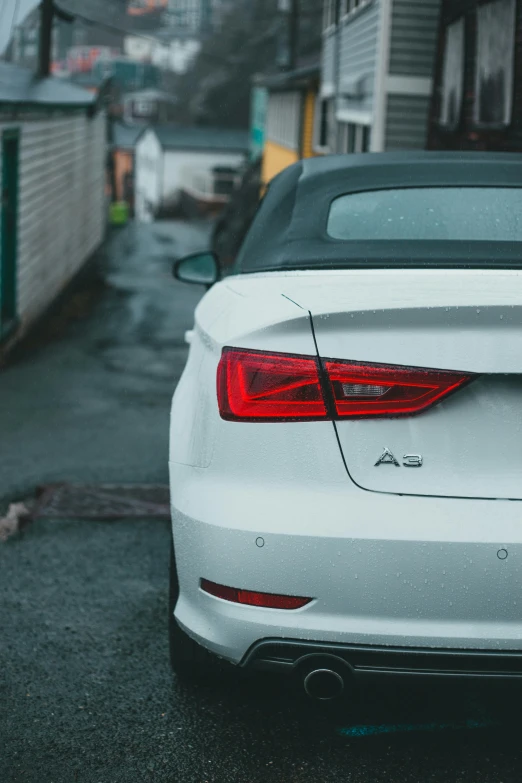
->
135, 129, 164, 222
0, 111, 106, 333
337, 0, 380, 122
162, 149, 246, 206
265, 92, 302, 151
389, 0, 441, 77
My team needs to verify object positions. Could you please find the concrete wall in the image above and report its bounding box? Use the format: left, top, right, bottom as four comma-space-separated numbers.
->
0, 111, 106, 339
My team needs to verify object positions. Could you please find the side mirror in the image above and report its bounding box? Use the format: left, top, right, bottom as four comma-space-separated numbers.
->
173, 251, 220, 286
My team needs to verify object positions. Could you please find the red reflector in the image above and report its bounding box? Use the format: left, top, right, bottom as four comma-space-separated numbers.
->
324, 360, 471, 418
217, 348, 326, 421
200, 579, 312, 610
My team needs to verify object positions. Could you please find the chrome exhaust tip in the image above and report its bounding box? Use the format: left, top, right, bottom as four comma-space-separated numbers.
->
303, 668, 345, 701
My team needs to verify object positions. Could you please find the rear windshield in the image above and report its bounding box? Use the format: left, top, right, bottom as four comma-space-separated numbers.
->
327, 187, 522, 241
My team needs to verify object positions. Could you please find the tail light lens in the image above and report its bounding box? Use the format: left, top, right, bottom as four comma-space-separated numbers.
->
325, 360, 472, 418
201, 579, 312, 609
217, 348, 326, 421
217, 348, 472, 421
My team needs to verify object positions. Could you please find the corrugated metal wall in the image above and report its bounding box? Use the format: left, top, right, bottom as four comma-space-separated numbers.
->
0, 111, 106, 334
265, 92, 302, 151
338, 1, 380, 118
389, 0, 441, 76
385, 93, 432, 148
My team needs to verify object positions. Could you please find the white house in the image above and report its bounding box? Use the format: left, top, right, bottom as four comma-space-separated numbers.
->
135, 126, 249, 221
0, 62, 106, 353
320, 0, 441, 153
124, 34, 201, 76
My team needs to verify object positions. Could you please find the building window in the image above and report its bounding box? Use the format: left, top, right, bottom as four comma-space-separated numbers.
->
341, 0, 369, 17
474, 0, 516, 128
315, 98, 336, 152
340, 122, 371, 153
323, 0, 336, 32
319, 99, 329, 147
213, 167, 238, 197
361, 125, 371, 152
439, 18, 465, 130
266, 92, 302, 151
133, 99, 154, 117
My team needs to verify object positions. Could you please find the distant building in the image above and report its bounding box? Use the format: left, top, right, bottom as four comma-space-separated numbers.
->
320, 0, 441, 153
163, 0, 213, 34
124, 32, 201, 75
124, 0, 221, 74
256, 63, 321, 189
10, 6, 124, 73
92, 57, 161, 93
123, 89, 178, 125
134, 126, 249, 221
0, 62, 106, 354
427, 0, 522, 152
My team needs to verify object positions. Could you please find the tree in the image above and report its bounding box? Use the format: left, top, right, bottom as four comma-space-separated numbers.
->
176, 0, 322, 128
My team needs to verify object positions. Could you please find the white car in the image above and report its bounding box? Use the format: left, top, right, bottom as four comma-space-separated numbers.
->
169, 152, 522, 700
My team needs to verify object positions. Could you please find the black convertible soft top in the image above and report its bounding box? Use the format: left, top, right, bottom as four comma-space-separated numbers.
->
234, 151, 522, 273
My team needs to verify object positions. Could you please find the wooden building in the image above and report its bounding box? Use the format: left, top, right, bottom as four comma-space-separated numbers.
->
0, 62, 106, 351
134, 126, 248, 221
256, 64, 320, 190
320, 0, 441, 152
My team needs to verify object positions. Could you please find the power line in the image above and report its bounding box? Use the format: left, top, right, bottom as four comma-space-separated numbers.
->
55, 2, 322, 45
4, 0, 22, 55
55, 3, 164, 43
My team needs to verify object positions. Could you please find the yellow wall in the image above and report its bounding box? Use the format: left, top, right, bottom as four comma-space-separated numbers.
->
261, 140, 299, 187
302, 88, 317, 159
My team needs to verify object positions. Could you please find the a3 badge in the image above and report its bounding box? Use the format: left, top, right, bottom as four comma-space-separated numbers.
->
375, 447, 423, 468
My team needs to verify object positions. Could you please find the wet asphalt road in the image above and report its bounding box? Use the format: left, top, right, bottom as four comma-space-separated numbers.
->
2, 221, 522, 782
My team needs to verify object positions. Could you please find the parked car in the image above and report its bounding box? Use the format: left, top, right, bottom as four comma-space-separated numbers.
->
211, 158, 262, 275
169, 152, 522, 700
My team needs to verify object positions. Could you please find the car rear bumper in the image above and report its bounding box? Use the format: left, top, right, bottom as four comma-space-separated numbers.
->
242, 639, 522, 682
170, 462, 522, 665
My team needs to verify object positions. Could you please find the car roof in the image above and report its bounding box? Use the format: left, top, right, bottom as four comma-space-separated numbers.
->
235, 152, 522, 273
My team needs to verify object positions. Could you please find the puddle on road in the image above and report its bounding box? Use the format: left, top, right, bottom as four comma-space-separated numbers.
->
337, 715, 497, 738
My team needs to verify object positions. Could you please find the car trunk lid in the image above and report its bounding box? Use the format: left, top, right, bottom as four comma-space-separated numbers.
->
277, 269, 522, 501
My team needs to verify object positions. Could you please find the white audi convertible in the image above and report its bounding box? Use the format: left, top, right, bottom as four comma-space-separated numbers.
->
169, 152, 522, 699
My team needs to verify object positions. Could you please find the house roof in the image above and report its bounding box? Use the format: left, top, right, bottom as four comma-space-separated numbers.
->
124, 89, 178, 104
254, 60, 320, 91
0, 61, 96, 109
153, 126, 249, 152
112, 122, 144, 150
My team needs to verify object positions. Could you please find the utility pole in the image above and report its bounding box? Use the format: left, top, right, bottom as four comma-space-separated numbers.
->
38, 0, 55, 77
288, 0, 299, 71
277, 0, 299, 71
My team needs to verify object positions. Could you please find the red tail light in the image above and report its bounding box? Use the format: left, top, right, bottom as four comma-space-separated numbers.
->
200, 579, 312, 610
217, 348, 326, 421
217, 348, 472, 421
325, 360, 472, 418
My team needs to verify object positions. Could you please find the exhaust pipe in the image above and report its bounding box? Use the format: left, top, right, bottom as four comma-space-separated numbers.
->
303, 667, 345, 701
